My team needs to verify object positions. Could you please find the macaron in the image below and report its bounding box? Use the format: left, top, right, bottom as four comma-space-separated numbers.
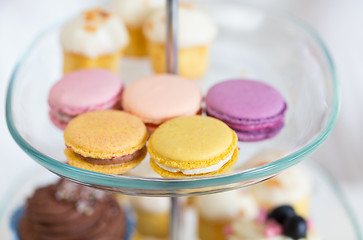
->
122, 74, 202, 133
48, 69, 123, 129
205, 79, 287, 141
148, 116, 239, 177
64, 110, 148, 174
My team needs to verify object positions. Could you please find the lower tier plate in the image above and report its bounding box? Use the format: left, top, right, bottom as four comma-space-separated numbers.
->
0, 161, 360, 240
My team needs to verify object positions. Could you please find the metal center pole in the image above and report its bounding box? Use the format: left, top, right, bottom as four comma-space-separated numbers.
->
170, 196, 182, 240
166, 0, 180, 240
166, 0, 178, 74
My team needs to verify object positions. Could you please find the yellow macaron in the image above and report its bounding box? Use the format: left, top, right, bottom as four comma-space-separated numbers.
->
64, 110, 148, 174
148, 116, 239, 177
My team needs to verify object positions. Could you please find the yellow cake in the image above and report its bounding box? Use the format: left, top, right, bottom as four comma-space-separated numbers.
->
130, 196, 170, 238
60, 8, 129, 74
143, 4, 217, 79
112, 0, 165, 57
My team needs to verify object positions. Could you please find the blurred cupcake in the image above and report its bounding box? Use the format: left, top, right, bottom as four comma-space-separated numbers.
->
113, 0, 165, 57
250, 166, 311, 218
194, 190, 259, 240
122, 167, 170, 239
226, 205, 320, 240
143, 4, 217, 79
129, 196, 170, 238
18, 179, 126, 240
60, 8, 129, 74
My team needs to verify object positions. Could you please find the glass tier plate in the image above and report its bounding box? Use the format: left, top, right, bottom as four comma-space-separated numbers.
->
0, 162, 360, 240
6, 1, 340, 196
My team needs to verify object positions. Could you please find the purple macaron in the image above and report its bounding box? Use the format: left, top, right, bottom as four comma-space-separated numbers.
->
205, 79, 287, 141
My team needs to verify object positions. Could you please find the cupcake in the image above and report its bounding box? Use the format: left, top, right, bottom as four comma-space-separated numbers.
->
225, 205, 320, 240
60, 8, 129, 74
250, 166, 311, 218
143, 4, 217, 79
194, 190, 259, 240
112, 0, 165, 57
18, 179, 126, 240
129, 196, 170, 238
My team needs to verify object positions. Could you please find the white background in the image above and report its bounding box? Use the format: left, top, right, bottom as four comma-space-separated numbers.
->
1, 0, 363, 235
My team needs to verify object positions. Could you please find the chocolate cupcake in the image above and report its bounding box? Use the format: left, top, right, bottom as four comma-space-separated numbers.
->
18, 179, 126, 240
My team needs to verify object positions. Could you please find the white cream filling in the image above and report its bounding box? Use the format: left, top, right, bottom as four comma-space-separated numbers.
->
154, 152, 233, 175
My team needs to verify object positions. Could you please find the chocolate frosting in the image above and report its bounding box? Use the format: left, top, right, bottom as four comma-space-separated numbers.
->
19, 179, 125, 240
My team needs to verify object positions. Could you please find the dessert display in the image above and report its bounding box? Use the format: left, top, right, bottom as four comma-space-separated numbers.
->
18, 179, 126, 240
112, 0, 165, 57
225, 205, 320, 240
5, 0, 341, 239
205, 79, 287, 141
148, 116, 239, 177
143, 3, 217, 79
122, 74, 202, 133
250, 166, 311, 218
60, 8, 129, 74
129, 196, 170, 238
194, 190, 259, 240
64, 110, 148, 174
48, 69, 123, 129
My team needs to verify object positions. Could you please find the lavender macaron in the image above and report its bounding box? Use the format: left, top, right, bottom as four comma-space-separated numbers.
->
205, 79, 287, 141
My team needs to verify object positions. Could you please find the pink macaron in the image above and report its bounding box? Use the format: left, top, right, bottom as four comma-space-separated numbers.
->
48, 69, 123, 129
205, 79, 287, 141
121, 74, 202, 133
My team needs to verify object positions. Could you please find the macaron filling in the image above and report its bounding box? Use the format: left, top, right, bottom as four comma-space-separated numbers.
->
77, 147, 146, 166
207, 106, 286, 131
207, 109, 285, 142
49, 92, 122, 126
153, 151, 234, 175
50, 110, 75, 124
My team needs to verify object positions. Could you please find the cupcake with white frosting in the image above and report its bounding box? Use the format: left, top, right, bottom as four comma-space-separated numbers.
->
243, 150, 311, 218
194, 190, 259, 240
122, 167, 170, 239
112, 0, 165, 57
60, 8, 129, 74
251, 166, 311, 218
129, 196, 170, 238
143, 3, 217, 79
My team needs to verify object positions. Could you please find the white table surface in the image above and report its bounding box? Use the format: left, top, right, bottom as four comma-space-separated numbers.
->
1, 0, 362, 235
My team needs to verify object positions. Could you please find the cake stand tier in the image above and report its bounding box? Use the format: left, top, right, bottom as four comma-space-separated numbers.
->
6, 1, 339, 197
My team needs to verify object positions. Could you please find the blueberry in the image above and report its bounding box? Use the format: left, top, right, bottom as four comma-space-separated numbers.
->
283, 215, 307, 239
267, 205, 296, 224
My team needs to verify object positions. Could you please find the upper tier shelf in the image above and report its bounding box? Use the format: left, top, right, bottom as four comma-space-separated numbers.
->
6, 1, 339, 196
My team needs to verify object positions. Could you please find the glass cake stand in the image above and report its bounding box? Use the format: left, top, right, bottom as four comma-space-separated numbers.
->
6, 0, 340, 239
